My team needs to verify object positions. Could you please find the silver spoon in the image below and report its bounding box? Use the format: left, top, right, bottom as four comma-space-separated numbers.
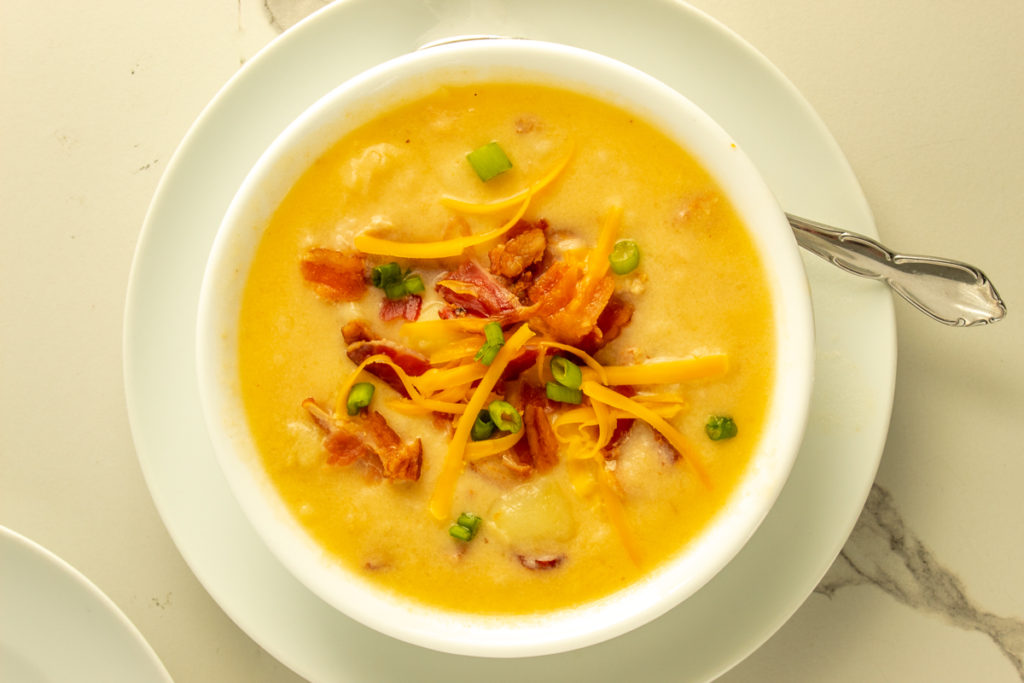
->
787, 214, 1006, 326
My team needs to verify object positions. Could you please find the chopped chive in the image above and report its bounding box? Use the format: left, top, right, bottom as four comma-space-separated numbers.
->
346, 382, 375, 416
550, 356, 583, 389
371, 262, 402, 288
403, 273, 425, 295
456, 512, 482, 535
449, 512, 483, 541
470, 410, 495, 441
475, 345, 500, 366
545, 381, 583, 405
383, 280, 408, 300
466, 141, 512, 182
609, 239, 641, 275
483, 321, 504, 345
372, 262, 423, 299
705, 415, 738, 440
487, 400, 522, 433
473, 321, 505, 366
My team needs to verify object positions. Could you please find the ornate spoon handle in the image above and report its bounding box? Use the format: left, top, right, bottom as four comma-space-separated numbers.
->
787, 214, 1006, 326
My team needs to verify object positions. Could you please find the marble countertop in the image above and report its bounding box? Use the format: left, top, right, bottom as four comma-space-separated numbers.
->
2, 1, 1021, 681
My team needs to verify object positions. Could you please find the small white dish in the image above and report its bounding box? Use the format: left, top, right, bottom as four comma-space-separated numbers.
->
0, 526, 173, 683
195, 38, 814, 657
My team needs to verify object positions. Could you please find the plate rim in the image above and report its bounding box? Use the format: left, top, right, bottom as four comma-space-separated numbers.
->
0, 525, 174, 683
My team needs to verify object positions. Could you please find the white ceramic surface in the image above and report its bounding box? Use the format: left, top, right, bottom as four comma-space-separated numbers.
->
196, 38, 814, 657
0, 526, 173, 683
123, 0, 895, 680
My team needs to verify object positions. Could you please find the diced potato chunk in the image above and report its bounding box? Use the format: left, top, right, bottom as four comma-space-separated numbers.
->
489, 478, 577, 553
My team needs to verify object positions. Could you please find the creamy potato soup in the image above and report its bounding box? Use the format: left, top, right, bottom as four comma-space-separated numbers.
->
237, 82, 774, 614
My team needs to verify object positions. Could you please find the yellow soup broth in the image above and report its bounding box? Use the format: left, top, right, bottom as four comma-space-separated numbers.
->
237, 82, 774, 614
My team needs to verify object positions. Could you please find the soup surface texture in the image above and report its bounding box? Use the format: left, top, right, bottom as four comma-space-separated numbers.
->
237, 82, 774, 614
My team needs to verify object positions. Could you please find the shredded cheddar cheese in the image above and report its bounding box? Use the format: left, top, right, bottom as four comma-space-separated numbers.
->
596, 462, 643, 564
429, 324, 537, 520
601, 355, 729, 386
353, 197, 530, 259
334, 353, 467, 418
428, 338, 484, 365
400, 318, 489, 355
536, 340, 609, 384
464, 430, 526, 461
582, 380, 710, 486
585, 205, 622, 284
414, 363, 487, 395
354, 142, 575, 260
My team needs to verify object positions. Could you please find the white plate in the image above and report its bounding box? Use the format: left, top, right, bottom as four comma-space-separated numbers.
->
124, 1, 896, 680
0, 526, 173, 683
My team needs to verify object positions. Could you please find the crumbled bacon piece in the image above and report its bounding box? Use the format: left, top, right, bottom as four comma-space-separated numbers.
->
302, 396, 336, 433
518, 554, 564, 570
299, 248, 366, 301
525, 260, 577, 311
518, 260, 615, 346
488, 222, 547, 279
500, 454, 533, 477
379, 295, 422, 322
341, 319, 376, 345
435, 260, 520, 318
302, 399, 422, 481
498, 348, 539, 383
505, 385, 561, 475
469, 455, 529, 486
510, 383, 558, 473
437, 306, 466, 320
322, 424, 376, 466
522, 404, 559, 471
363, 410, 422, 480
596, 295, 635, 343
345, 337, 430, 397
578, 295, 635, 353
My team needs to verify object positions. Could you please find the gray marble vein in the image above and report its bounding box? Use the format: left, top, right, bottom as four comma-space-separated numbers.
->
817, 483, 1024, 679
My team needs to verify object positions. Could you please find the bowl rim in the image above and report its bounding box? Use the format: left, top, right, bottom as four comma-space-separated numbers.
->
195, 37, 814, 657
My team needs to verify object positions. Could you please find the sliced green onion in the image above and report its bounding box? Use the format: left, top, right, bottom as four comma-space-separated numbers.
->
705, 415, 738, 440
371, 262, 423, 299
346, 382, 375, 416
483, 321, 504, 345
487, 400, 522, 433
609, 239, 641, 275
545, 381, 583, 405
383, 280, 408, 300
550, 356, 583, 389
403, 273, 425, 295
470, 410, 495, 441
449, 512, 483, 541
473, 321, 505, 366
371, 262, 402, 288
456, 512, 482, 535
466, 141, 513, 182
